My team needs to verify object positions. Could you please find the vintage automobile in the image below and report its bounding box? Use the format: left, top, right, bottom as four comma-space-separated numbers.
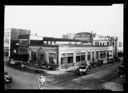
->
76, 64, 91, 76
7, 59, 25, 69
4, 72, 12, 83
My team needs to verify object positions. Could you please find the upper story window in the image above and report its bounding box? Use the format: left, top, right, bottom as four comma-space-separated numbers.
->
112, 42, 115, 46
107, 42, 109, 46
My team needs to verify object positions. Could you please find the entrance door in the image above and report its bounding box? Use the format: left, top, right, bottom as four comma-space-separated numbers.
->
38, 52, 46, 66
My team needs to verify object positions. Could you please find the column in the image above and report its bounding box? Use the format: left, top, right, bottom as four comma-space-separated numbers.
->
46, 52, 49, 64
36, 51, 38, 66
58, 52, 61, 69
73, 52, 76, 66
94, 51, 96, 61
111, 50, 113, 58
90, 51, 92, 62
28, 49, 31, 63
98, 51, 100, 60
85, 52, 87, 61
105, 51, 107, 59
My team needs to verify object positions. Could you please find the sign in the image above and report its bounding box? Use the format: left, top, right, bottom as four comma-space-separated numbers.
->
74, 32, 92, 42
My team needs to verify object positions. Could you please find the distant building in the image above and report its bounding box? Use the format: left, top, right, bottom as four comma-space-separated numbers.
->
62, 33, 75, 39
4, 28, 30, 58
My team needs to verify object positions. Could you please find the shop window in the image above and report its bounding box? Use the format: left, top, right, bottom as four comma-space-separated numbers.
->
109, 51, 112, 57
92, 52, 95, 61
87, 52, 91, 61
81, 55, 85, 61
61, 57, 68, 64
31, 51, 36, 61
113, 42, 115, 46
68, 57, 73, 63
107, 42, 109, 46
100, 51, 106, 59
107, 51, 109, 58
96, 51, 99, 59
76, 56, 80, 62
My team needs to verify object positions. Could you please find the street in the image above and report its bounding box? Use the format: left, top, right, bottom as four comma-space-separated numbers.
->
4, 62, 121, 90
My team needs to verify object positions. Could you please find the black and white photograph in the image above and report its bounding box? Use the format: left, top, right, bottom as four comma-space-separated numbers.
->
4, 4, 124, 91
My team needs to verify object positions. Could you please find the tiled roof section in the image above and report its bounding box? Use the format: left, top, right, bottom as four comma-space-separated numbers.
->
43, 37, 90, 43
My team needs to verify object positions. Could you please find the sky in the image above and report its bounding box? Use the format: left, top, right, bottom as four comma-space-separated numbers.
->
4, 4, 123, 44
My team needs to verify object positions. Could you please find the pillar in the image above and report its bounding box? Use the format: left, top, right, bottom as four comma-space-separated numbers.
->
105, 51, 107, 59
73, 52, 76, 66
28, 49, 31, 63
98, 51, 100, 60
58, 52, 61, 69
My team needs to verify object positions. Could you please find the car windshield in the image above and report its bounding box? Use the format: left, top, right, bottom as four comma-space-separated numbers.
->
79, 66, 86, 69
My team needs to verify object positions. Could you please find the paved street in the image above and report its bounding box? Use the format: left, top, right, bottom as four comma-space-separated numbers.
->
4, 62, 121, 90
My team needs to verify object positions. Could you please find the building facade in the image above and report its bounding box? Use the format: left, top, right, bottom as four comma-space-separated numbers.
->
4, 28, 30, 58
4, 29, 118, 69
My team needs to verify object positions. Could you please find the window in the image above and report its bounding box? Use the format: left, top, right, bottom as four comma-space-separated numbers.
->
18, 47, 28, 54
87, 52, 91, 61
103, 43, 104, 46
81, 55, 85, 61
109, 51, 113, 57
96, 51, 99, 59
112, 42, 115, 46
31, 51, 36, 61
68, 57, 73, 63
76, 56, 80, 62
92, 51, 95, 61
76, 52, 85, 62
107, 51, 109, 58
107, 42, 109, 46
100, 51, 106, 58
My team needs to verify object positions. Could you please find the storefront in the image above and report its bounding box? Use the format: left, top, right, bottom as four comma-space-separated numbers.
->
28, 46, 58, 67
58, 45, 114, 69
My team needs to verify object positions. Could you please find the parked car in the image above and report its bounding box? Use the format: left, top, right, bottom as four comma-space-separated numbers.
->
7, 59, 25, 69
76, 64, 91, 76
7, 59, 15, 66
4, 72, 12, 83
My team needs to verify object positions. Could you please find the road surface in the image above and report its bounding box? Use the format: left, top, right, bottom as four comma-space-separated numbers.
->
4, 62, 121, 89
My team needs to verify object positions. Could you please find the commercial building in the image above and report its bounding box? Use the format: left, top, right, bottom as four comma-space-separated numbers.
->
16, 32, 118, 69
4, 28, 118, 69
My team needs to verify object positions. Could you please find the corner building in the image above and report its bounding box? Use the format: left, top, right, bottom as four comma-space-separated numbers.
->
16, 32, 117, 69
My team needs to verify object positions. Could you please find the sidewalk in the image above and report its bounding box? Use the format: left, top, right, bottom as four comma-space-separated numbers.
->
102, 76, 124, 91
25, 65, 78, 75
24, 62, 120, 75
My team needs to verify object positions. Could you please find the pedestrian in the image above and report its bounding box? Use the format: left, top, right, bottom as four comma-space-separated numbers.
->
38, 74, 46, 89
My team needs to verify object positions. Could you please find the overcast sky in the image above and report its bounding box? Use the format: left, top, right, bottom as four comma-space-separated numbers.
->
4, 4, 123, 43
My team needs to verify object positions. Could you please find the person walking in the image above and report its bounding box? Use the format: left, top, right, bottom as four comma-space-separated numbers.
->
38, 74, 46, 89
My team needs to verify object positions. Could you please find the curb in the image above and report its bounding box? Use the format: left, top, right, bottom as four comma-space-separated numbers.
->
24, 62, 120, 75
